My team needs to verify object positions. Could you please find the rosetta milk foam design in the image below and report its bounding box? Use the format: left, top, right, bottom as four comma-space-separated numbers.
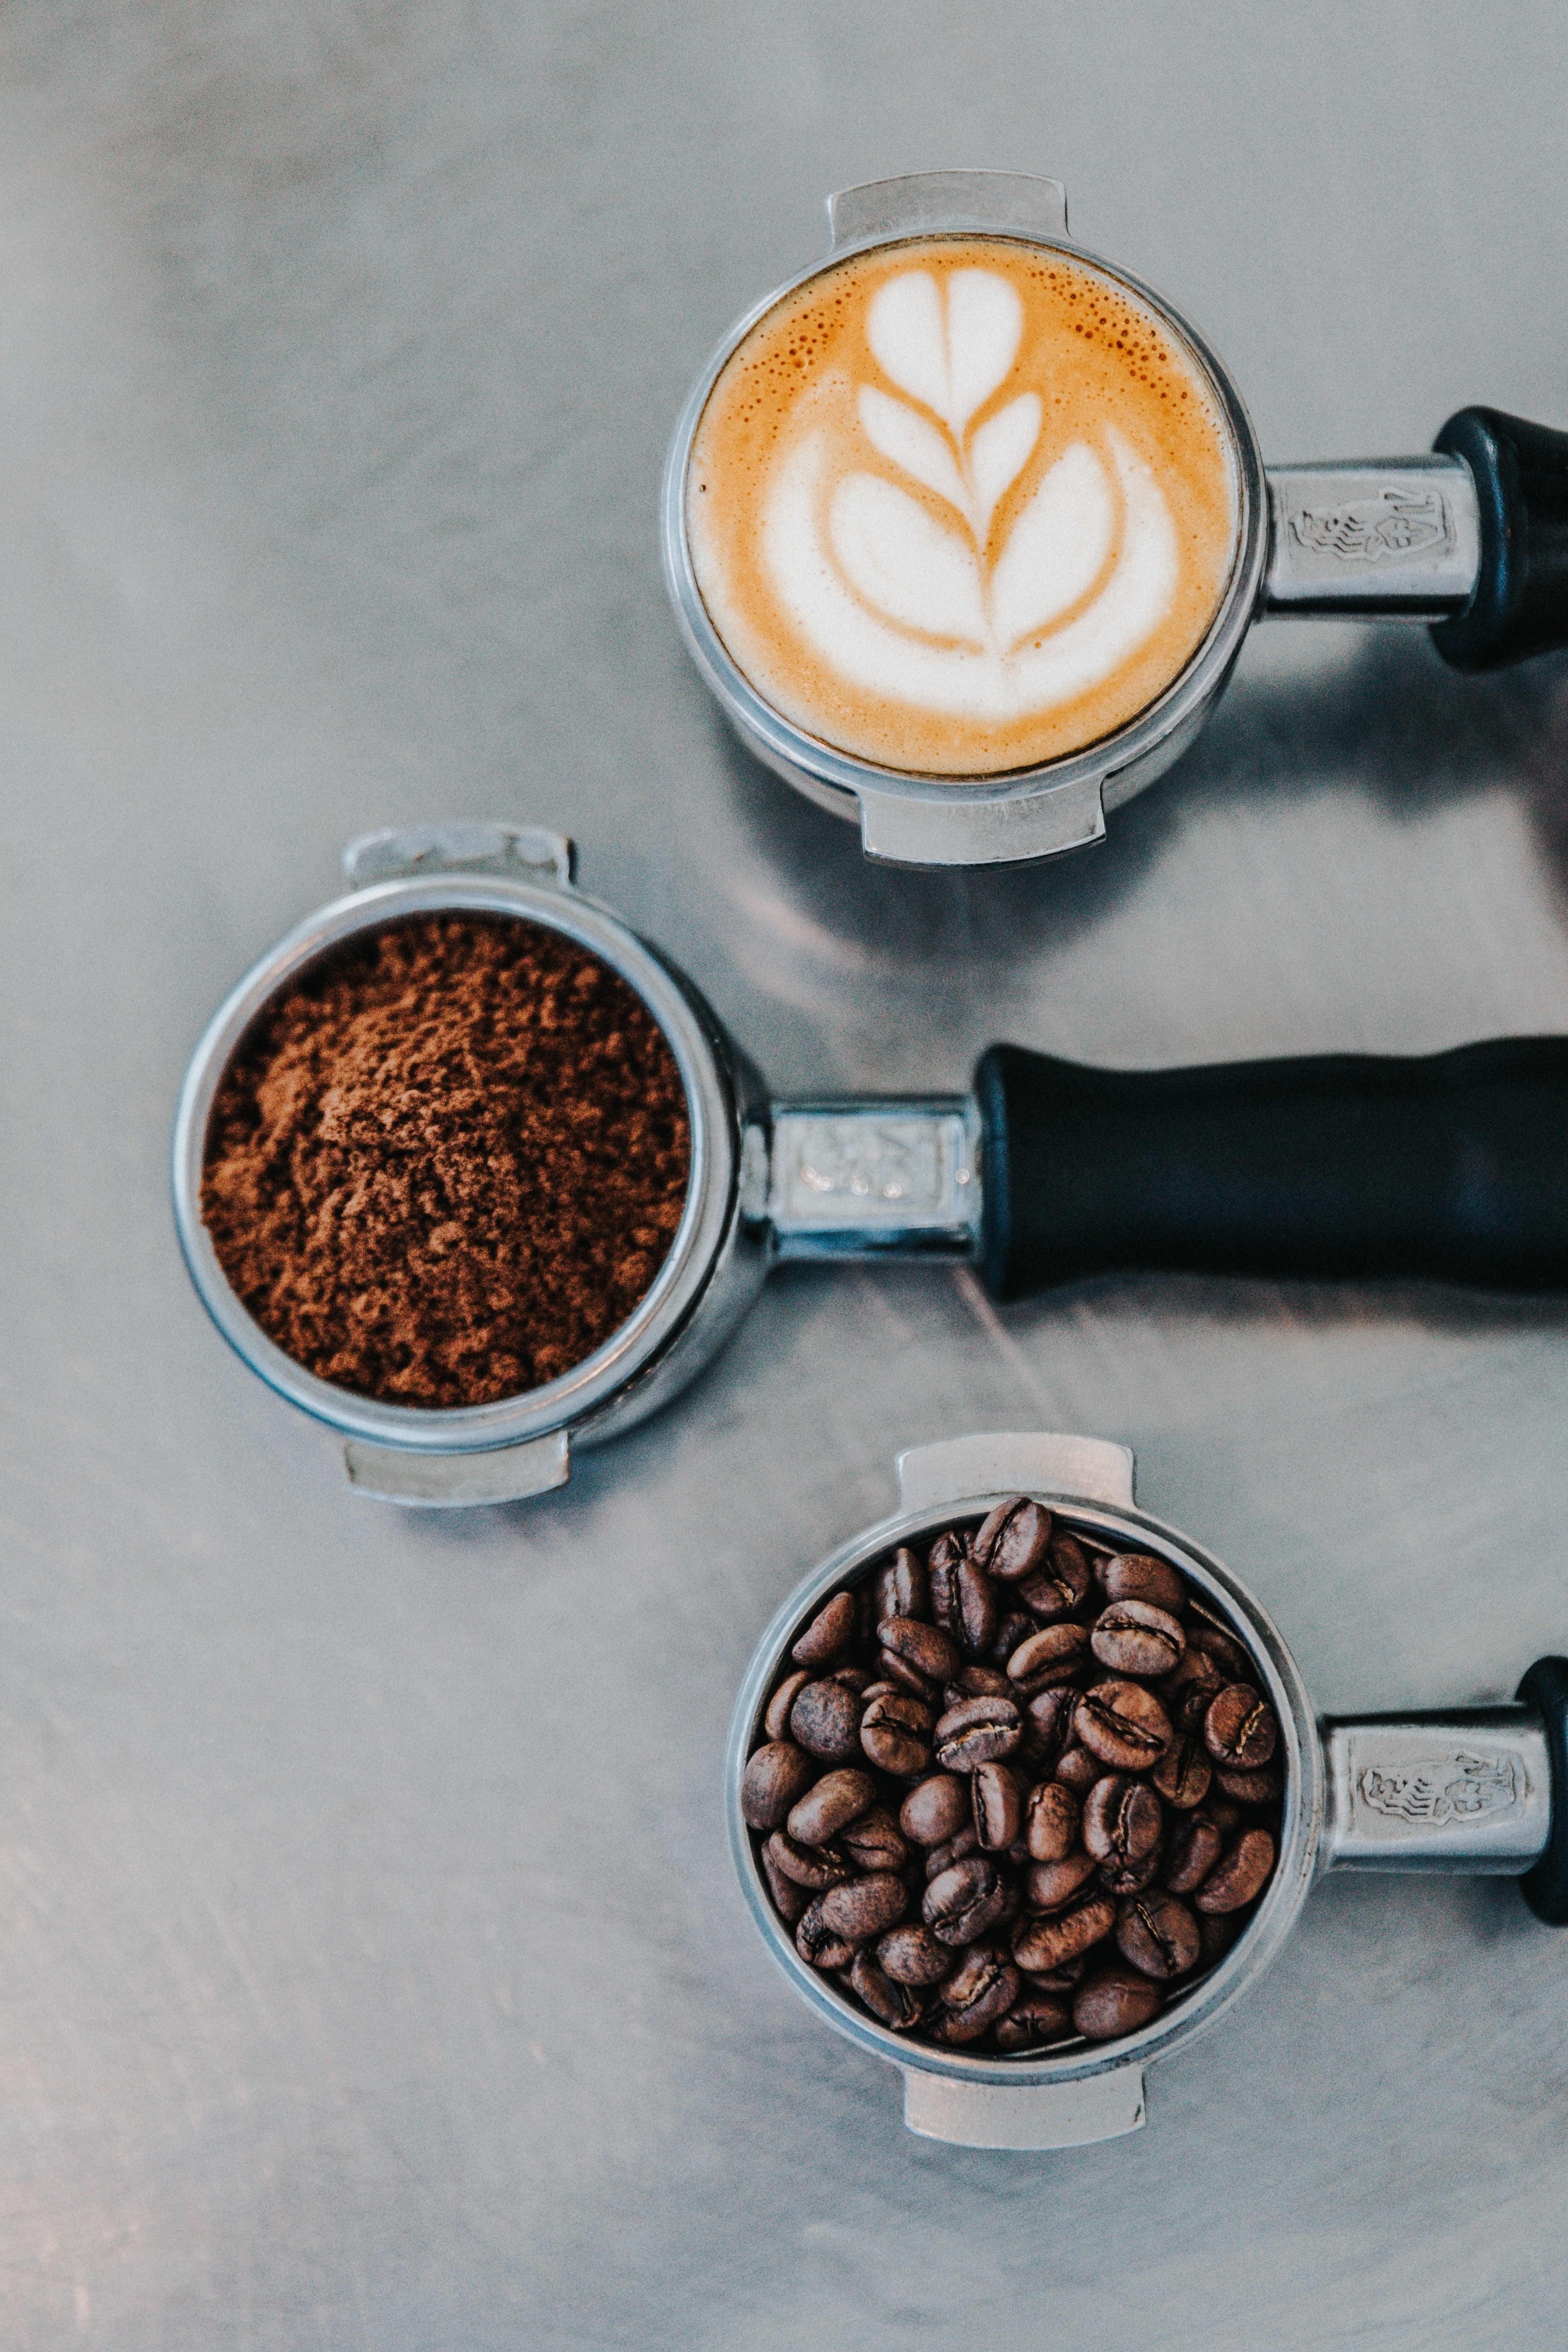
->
687, 241, 1238, 778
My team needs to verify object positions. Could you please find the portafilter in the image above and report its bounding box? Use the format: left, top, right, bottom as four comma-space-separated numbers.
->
727, 1430, 1568, 2148
664, 170, 1568, 868
175, 823, 1568, 1505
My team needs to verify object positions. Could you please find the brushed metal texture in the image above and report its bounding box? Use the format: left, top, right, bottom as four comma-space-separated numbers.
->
2, 4, 1568, 2347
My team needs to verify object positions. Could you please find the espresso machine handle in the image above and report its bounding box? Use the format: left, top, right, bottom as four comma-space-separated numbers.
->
1430, 408, 1568, 670
1319, 1657, 1568, 1923
973, 1035, 1568, 1300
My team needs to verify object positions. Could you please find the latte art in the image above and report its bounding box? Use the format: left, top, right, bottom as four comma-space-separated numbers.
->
687, 240, 1238, 777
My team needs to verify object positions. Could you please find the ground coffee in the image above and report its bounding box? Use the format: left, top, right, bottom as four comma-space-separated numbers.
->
742, 1501, 1283, 2054
201, 913, 690, 1407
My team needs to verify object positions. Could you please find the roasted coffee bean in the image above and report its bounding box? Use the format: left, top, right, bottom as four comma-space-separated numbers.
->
840, 1807, 911, 1875
793, 1591, 857, 1666
1194, 1829, 1276, 1913
858, 1680, 900, 1706
887, 1546, 930, 1623
766, 1830, 855, 1890
972, 1762, 1024, 1851
1019, 1951, 1089, 1992
870, 1560, 899, 1626
1024, 1686, 1077, 1762
971, 1496, 1018, 1565
786, 1767, 878, 1847
1204, 1792, 1244, 1835
934, 1695, 1023, 1770
980, 1864, 1022, 1940
1098, 1849, 1162, 1899
900, 1773, 971, 1849
1164, 1648, 1226, 1729
955, 1557, 999, 1655
990, 1611, 1037, 1667
790, 1679, 864, 1765
819, 1873, 907, 1946
1075, 1680, 1173, 1771
1082, 1776, 1164, 1875
1054, 1744, 1103, 1795
1163, 1814, 1223, 1895
1012, 1893, 1115, 1972
1098, 1551, 1188, 1612
880, 1616, 961, 1685
923, 1856, 1009, 1946
1116, 1890, 1200, 1980
876, 1923, 954, 1987
931, 1945, 1019, 2043
1017, 1530, 1094, 1621
995, 1994, 1073, 2051
928, 1532, 964, 1641
827, 1666, 870, 1695
1215, 1761, 1284, 1806
1091, 1600, 1186, 1679
1204, 1683, 1278, 1771
1188, 1622, 1254, 1683
1025, 1779, 1080, 1862
761, 1837, 809, 1923
1024, 1850, 1097, 1910
1198, 1910, 1243, 1966
878, 1648, 941, 1702
848, 1950, 926, 2030
764, 1670, 812, 1743
1007, 1623, 1092, 1696
1074, 1964, 1162, 2041
926, 1826, 979, 1878
795, 1899, 856, 1971
742, 1741, 816, 1829
860, 1692, 934, 1777
979, 1498, 1054, 1584
945, 1664, 1012, 1705
1151, 1732, 1212, 1810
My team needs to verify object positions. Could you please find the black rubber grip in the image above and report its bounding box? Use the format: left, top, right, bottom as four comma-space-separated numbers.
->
974, 1035, 1568, 1303
1431, 406, 1568, 670
1517, 1657, 1568, 1925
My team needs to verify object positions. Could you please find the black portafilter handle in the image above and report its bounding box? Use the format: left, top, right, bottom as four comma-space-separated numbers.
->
974, 1034, 1568, 1301
1518, 1657, 1568, 1925
1431, 406, 1568, 670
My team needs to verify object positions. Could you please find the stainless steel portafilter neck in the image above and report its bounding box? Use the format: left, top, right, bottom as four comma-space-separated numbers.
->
727, 1431, 1568, 2151
175, 824, 1568, 1505
663, 170, 1568, 869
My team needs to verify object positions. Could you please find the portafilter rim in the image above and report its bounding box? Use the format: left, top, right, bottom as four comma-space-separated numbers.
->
726, 1486, 1322, 2089
171, 869, 741, 1455
661, 223, 1267, 821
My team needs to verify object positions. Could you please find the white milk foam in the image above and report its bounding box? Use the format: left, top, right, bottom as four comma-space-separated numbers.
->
762, 269, 1177, 723
687, 240, 1237, 774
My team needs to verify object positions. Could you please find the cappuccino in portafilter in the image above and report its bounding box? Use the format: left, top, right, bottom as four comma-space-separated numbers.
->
686, 238, 1238, 778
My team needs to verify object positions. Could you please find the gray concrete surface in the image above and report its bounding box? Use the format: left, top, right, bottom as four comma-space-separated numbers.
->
3, 4, 1568, 2344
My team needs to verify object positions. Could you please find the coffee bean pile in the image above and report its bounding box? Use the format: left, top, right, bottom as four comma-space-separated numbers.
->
742, 1500, 1283, 2054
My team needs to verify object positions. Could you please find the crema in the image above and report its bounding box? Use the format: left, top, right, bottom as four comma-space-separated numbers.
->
686, 238, 1238, 778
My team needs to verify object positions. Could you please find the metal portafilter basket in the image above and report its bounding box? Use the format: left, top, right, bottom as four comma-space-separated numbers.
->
663, 169, 1568, 869
175, 823, 1568, 1505
726, 1430, 1568, 2150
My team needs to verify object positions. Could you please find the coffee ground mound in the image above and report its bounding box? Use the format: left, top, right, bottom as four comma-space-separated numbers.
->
200, 913, 691, 1408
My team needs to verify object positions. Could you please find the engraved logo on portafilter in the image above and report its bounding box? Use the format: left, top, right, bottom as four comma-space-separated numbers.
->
1356, 1750, 1522, 1827
794, 1119, 942, 1207
1290, 487, 1450, 565
771, 1113, 974, 1229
